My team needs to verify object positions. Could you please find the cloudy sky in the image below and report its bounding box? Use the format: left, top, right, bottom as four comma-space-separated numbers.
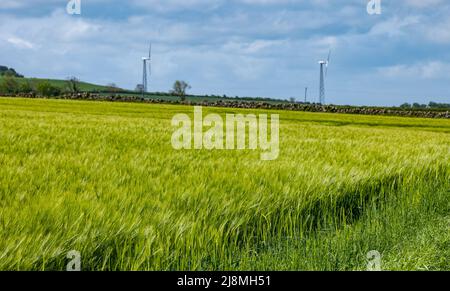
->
1, 0, 449, 106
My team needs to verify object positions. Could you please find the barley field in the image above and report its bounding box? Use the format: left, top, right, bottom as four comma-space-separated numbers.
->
0, 97, 449, 271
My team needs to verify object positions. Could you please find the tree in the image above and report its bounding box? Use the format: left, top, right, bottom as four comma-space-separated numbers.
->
0, 76, 19, 94
66, 77, 80, 93
429, 101, 450, 109
36, 81, 61, 97
19, 81, 33, 94
400, 103, 411, 109
171, 80, 191, 101
412, 102, 427, 109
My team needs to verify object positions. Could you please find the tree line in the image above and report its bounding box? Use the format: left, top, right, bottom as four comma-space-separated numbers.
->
0, 76, 83, 97
400, 102, 450, 110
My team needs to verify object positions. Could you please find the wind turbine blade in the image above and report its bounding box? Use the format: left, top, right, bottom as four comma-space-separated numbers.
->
325, 50, 331, 77
149, 43, 152, 59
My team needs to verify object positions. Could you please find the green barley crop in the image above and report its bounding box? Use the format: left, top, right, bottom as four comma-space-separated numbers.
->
0, 97, 449, 270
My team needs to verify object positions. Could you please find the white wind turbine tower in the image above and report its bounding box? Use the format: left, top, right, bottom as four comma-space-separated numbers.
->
318, 50, 331, 104
141, 43, 152, 95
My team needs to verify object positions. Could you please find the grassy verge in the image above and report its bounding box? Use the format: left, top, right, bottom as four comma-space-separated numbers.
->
236, 171, 450, 270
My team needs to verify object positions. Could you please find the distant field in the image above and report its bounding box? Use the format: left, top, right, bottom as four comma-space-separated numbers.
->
0, 97, 449, 270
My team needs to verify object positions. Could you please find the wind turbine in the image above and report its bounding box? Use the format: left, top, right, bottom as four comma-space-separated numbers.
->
141, 44, 152, 95
318, 50, 331, 104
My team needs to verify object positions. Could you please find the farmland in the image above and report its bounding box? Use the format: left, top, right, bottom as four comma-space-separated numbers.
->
0, 97, 449, 270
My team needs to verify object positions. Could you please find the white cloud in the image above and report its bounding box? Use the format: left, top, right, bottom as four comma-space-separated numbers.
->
129, 0, 224, 12
379, 61, 450, 79
369, 16, 421, 37
6, 36, 35, 49
402, 0, 444, 8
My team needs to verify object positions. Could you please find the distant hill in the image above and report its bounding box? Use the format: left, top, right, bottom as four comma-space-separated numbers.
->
0, 75, 289, 103
0, 76, 117, 92
0, 65, 120, 92
23, 77, 114, 92
0, 66, 290, 102
0, 66, 24, 78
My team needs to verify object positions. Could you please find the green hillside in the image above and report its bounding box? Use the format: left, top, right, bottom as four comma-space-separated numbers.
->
0, 76, 113, 92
